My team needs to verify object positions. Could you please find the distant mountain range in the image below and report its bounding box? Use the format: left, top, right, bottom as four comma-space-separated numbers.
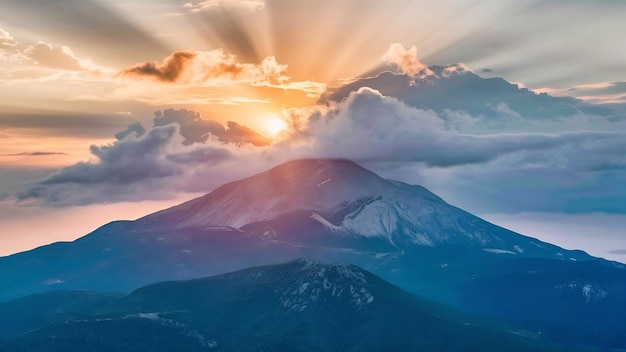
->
0, 260, 583, 351
2, 159, 625, 349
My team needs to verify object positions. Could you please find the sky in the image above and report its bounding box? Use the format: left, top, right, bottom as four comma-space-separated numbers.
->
1, 0, 626, 262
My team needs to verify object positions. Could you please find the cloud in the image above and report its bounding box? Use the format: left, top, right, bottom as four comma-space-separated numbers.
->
479, 212, 626, 262
13, 110, 272, 206
119, 51, 197, 83
286, 88, 626, 168
119, 49, 288, 85
115, 122, 146, 141
107, 49, 324, 105
23, 42, 86, 71
183, 0, 265, 12
0, 111, 136, 139
13, 87, 626, 215
537, 81, 626, 105
17, 125, 188, 205
152, 108, 271, 146
14, 121, 261, 206
1, 152, 67, 156
0, 28, 112, 82
422, 138, 626, 214
382, 43, 434, 79
0, 28, 17, 49
0, 28, 23, 63
318, 67, 616, 127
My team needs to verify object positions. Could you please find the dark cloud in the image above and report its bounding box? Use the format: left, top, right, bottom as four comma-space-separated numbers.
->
40, 125, 180, 186
413, 141, 626, 215
14, 109, 270, 206
115, 122, 146, 141
120, 51, 198, 83
0, 112, 136, 138
166, 148, 232, 164
153, 109, 271, 146
319, 69, 598, 121
481, 68, 493, 73
15, 125, 190, 206
608, 250, 626, 255
1, 152, 67, 156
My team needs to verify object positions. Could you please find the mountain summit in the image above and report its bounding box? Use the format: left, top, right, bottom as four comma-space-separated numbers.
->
141, 158, 570, 254
141, 159, 399, 229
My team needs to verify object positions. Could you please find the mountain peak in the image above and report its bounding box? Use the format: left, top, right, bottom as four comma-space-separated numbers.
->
136, 158, 585, 258
142, 158, 395, 229
262, 158, 373, 181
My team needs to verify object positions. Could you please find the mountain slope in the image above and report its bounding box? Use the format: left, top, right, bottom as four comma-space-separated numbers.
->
1, 260, 581, 352
139, 159, 589, 257
2, 159, 625, 349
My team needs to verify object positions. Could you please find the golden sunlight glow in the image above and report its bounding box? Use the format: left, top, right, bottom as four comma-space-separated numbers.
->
265, 115, 287, 137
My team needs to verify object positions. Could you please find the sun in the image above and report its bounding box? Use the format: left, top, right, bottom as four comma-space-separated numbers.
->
265, 115, 287, 137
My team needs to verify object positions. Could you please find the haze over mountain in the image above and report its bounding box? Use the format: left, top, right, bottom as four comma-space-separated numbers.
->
2, 159, 625, 349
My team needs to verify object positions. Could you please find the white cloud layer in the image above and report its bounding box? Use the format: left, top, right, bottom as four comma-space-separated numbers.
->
0, 27, 113, 83
11, 87, 626, 215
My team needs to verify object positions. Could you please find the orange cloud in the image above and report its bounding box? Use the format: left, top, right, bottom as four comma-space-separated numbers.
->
382, 43, 434, 79
119, 49, 289, 85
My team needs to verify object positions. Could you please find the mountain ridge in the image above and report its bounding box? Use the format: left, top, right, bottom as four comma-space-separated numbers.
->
1, 259, 582, 352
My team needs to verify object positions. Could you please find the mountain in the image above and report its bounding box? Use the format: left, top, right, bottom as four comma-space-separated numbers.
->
0, 260, 581, 352
2, 159, 625, 349
318, 66, 614, 120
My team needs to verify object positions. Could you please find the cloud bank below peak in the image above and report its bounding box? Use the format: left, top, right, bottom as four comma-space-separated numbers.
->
11, 85, 626, 215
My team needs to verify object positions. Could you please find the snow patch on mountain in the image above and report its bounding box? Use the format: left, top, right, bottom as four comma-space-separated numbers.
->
317, 178, 332, 187
555, 280, 609, 303
310, 212, 341, 232
483, 248, 516, 255
43, 278, 65, 285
